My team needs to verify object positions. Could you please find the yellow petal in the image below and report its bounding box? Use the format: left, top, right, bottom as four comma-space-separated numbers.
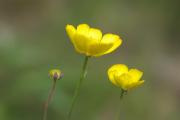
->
88, 28, 102, 42
127, 80, 144, 90
107, 64, 128, 86
115, 73, 132, 90
85, 28, 104, 56
77, 24, 90, 34
100, 34, 122, 55
128, 69, 143, 82
108, 64, 128, 76
71, 24, 90, 53
66, 24, 76, 43
107, 71, 118, 86
87, 42, 113, 57
66, 24, 84, 53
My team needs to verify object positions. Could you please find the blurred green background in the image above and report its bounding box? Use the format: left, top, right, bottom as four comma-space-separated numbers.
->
0, 0, 180, 120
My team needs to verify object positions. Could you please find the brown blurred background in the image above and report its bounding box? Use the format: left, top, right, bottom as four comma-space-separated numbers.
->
0, 0, 180, 120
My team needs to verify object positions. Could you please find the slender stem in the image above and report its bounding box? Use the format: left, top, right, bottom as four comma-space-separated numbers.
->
43, 79, 57, 120
116, 89, 126, 120
120, 89, 125, 100
67, 56, 90, 120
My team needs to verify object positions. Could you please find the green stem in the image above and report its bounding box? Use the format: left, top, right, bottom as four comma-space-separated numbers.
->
120, 89, 125, 100
116, 89, 126, 120
67, 56, 90, 120
43, 79, 57, 120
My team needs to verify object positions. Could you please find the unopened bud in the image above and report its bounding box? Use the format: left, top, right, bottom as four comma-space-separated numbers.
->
49, 69, 63, 80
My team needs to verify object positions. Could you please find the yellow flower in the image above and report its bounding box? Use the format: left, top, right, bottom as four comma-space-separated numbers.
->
66, 24, 122, 57
49, 69, 63, 80
107, 64, 144, 91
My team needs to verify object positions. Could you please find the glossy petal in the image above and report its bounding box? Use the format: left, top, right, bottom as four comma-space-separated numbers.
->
73, 24, 90, 53
87, 41, 113, 56
66, 24, 84, 53
129, 69, 143, 82
127, 80, 144, 90
88, 28, 102, 42
100, 34, 122, 55
66, 24, 76, 43
115, 73, 132, 90
86, 28, 103, 56
108, 64, 128, 86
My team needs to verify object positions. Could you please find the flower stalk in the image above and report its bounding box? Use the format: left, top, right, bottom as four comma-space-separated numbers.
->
67, 56, 90, 120
43, 79, 57, 120
116, 89, 126, 120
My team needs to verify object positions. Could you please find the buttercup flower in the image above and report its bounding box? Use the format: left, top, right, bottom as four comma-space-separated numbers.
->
108, 64, 144, 91
66, 24, 122, 57
49, 69, 63, 80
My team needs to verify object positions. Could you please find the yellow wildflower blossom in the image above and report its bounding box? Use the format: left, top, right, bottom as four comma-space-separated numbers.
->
66, 24, 122, 57
108, 64, 144, 90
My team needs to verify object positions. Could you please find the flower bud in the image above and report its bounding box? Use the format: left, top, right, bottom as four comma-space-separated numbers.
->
49, 69, 63, 80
